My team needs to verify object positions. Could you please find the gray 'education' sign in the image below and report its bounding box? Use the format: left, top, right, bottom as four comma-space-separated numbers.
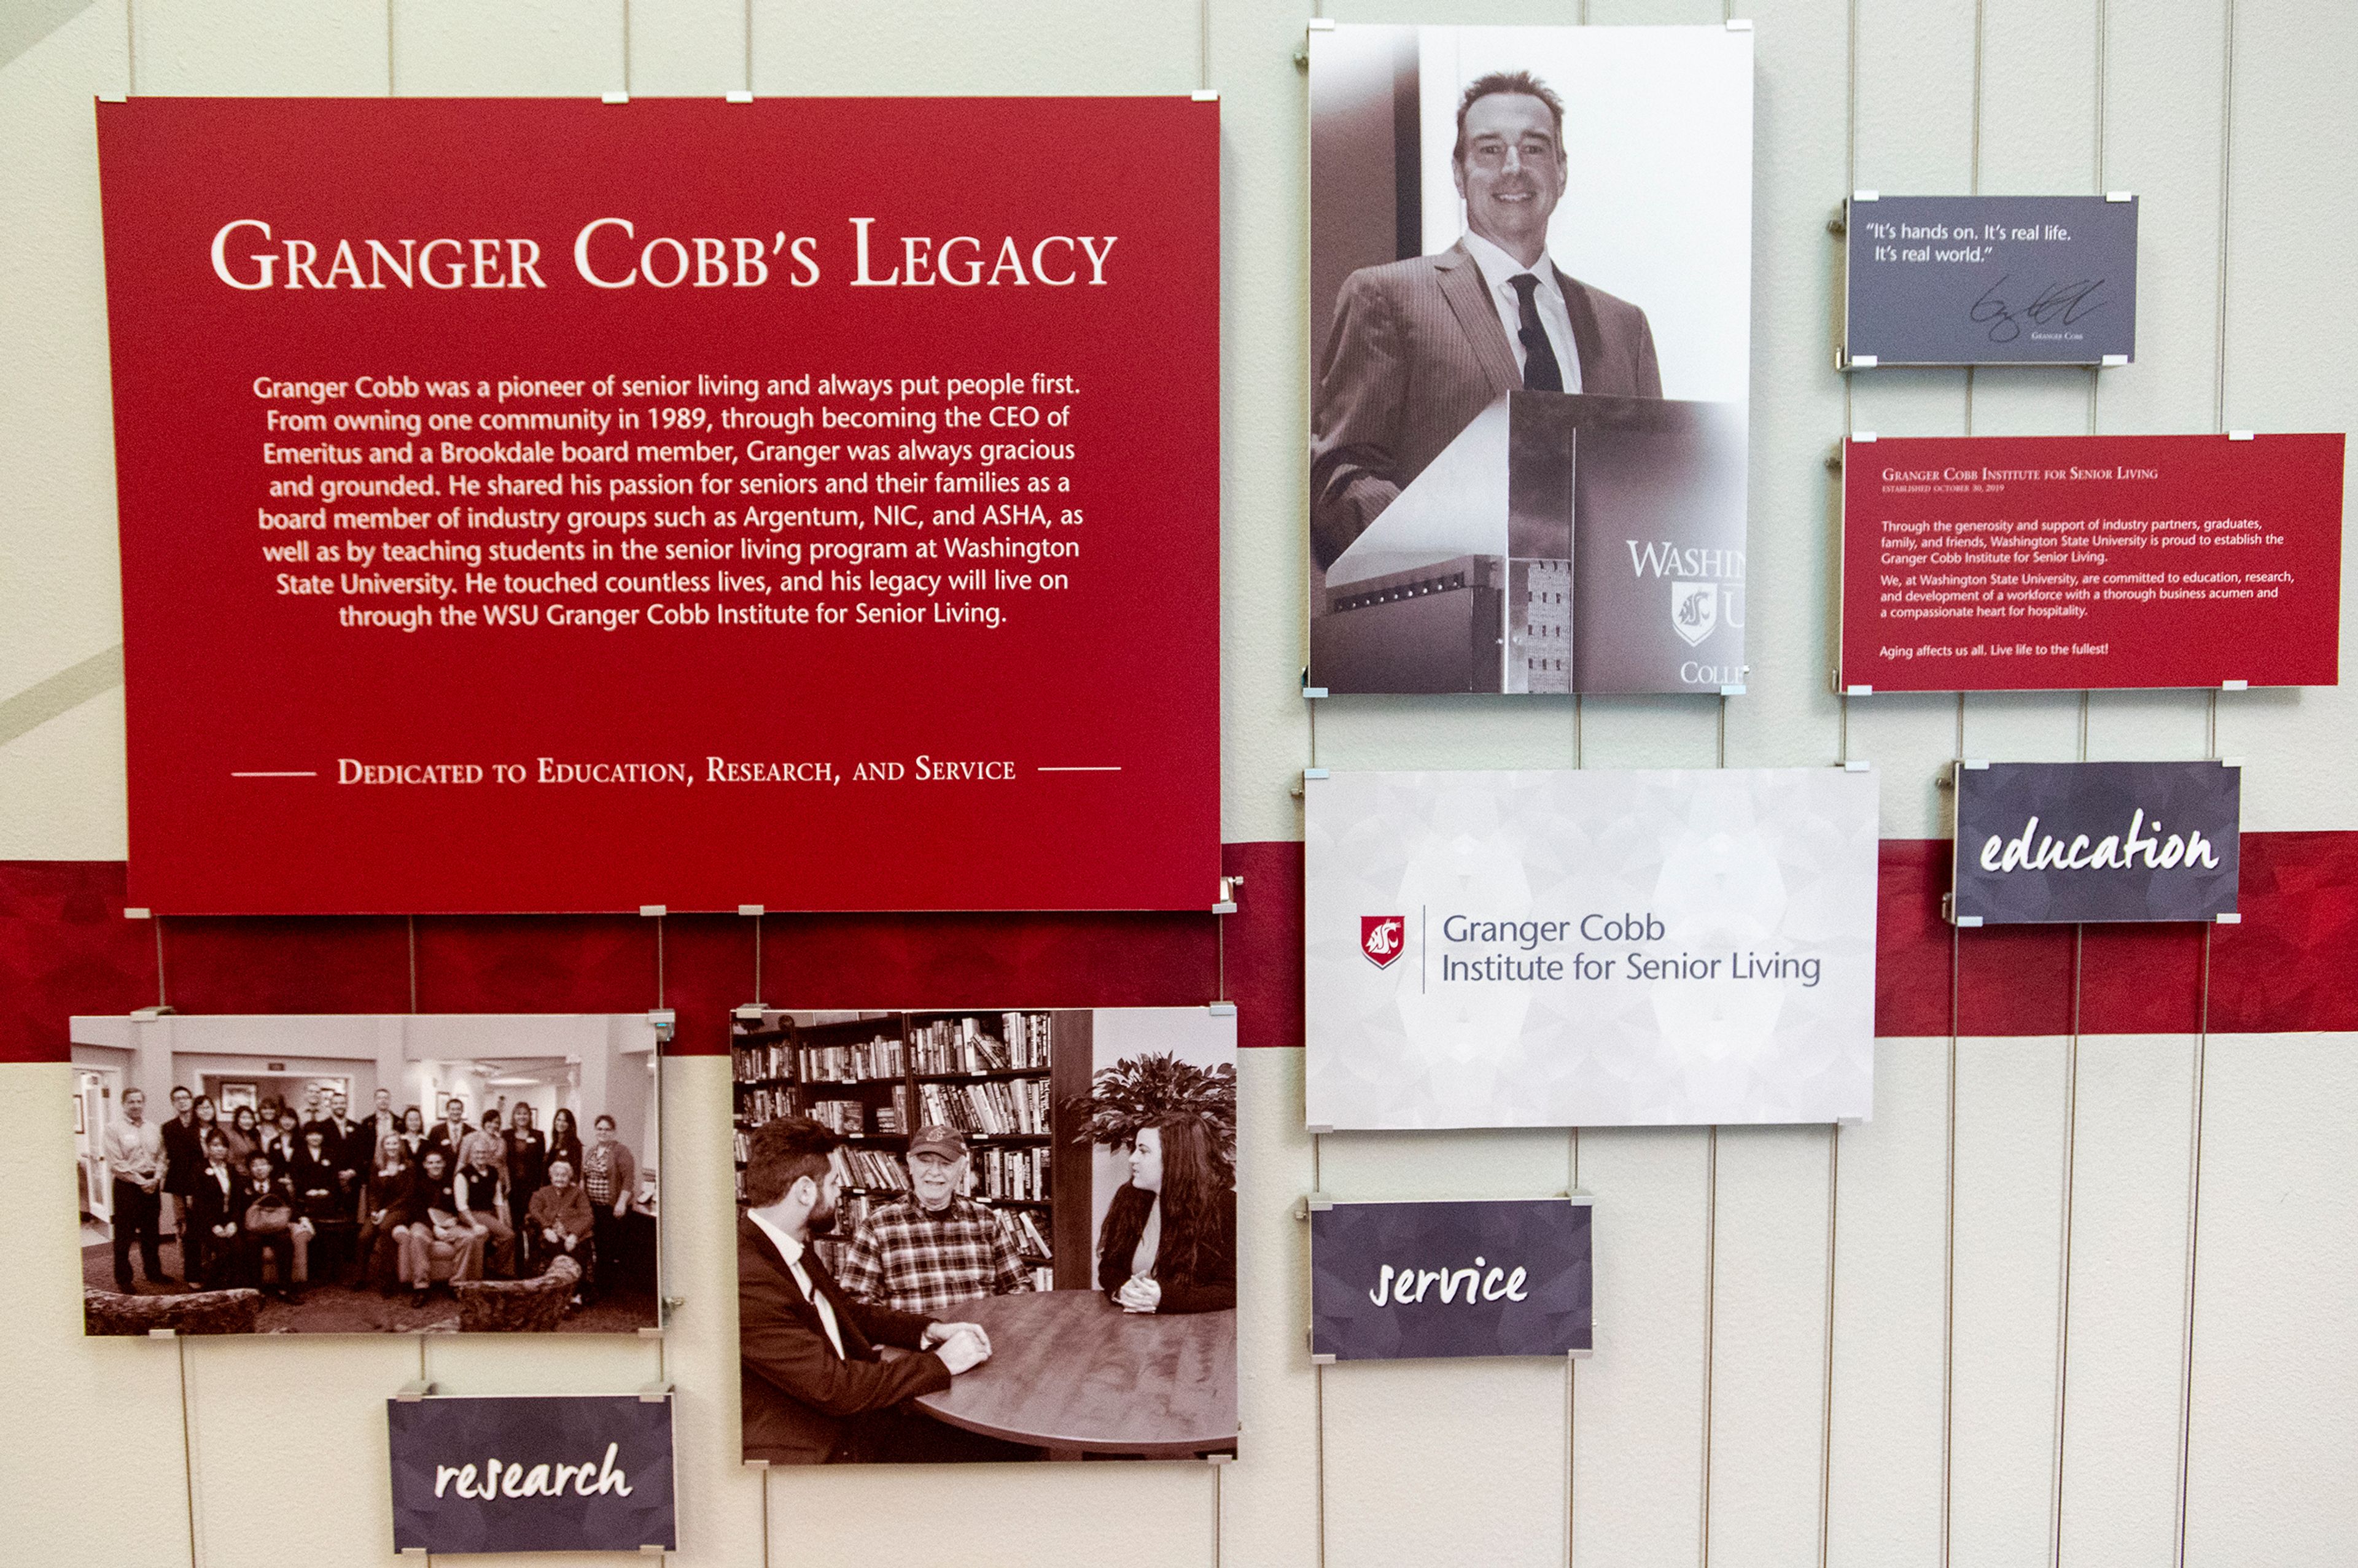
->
1845, 194, 2137, 366
387, 1392, 677, 1555
1951, 759, 2241, 925
1310, 1198, 1592, 1362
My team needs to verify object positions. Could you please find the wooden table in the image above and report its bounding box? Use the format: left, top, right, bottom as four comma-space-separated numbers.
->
910, 1289, 1236, 1459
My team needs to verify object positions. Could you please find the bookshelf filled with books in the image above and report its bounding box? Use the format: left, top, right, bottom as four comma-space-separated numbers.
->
730, 1009, 1095, 1291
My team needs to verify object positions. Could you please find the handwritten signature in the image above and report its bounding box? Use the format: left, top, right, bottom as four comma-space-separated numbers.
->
1968, 275, 2106, 343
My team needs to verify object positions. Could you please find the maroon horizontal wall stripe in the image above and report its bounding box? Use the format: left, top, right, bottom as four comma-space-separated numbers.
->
5, 836, 2354, 1065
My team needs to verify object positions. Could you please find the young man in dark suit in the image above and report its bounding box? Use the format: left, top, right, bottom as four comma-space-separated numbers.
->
361, 1087, 403, 1157
736, 1116, 994, 1464
320, 1093, 365, 1213
158, 1085, 205, 1284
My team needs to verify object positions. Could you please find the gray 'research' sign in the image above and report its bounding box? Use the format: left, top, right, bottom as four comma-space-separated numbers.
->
387, 1391, 676, 1555
1845, 195, 2137, 367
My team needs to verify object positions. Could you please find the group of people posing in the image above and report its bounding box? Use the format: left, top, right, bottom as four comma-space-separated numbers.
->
738, 1112, 1235, 1464
101, 1084, 643, 1311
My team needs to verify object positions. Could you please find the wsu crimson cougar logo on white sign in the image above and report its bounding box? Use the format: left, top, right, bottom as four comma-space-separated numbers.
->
1361, 915, 1406, 969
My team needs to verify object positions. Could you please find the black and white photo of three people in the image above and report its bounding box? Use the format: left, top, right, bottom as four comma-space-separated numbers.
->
73, 1012, 662, 1335
736, 1007, 1239, 1464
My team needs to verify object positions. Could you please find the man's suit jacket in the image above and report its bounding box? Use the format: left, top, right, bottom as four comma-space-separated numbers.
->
317, 1119, 364, 1176
360, 1111, 403, 1161
1310, 241, 1662, 569
160, 1115, 204, 1196
737, 1215, 950, 1464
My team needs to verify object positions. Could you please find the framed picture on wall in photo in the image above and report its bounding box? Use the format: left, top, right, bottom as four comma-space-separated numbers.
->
1307, 22, 1754, 696
730, 1006, 1238, 1465
69, 1011, 665, 1338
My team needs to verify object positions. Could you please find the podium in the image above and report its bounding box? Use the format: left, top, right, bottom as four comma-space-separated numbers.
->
1311, 392, 1746, 695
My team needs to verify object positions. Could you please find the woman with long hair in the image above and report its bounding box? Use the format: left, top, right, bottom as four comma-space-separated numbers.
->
263, 1108, 303, 1170
220, 1105, 260, 1170
400, 1106, 429, 1160
504, 1103, 549, 1276
1094, 1112, 1235, 1314
357, 1133, 413, 1293
547, 1107, 584, 1186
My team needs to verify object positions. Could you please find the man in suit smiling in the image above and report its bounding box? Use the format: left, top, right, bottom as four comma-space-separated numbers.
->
1310, 69, 1662, 569
736, 1116, 992, 1464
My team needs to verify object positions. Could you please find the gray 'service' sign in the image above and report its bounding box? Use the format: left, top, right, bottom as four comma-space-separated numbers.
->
1950, 759, 2241, 925
1311, 1198, 1593, 1362
1846, 194, 2138, 367
387, 1391, 677, 1555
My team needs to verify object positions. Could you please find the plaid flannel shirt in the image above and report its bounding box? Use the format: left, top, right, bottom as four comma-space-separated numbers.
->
835, 1193, 1030, 1316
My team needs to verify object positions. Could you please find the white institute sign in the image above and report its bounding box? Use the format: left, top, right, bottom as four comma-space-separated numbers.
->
1305, 769, 1880, 1130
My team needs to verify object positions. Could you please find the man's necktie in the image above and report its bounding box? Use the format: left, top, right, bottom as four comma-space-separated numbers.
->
1508, 273, 1565, 393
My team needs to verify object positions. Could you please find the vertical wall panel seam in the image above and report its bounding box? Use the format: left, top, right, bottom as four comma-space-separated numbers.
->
2211, 1, 2234, 434
2052, 10, 2108, 1557
1313, 1131, 1326, 1568
2173, 934, 2215, 1567
1945, 1, 1988, 1550
1817, 1124, 1840, 1568
1824, 9, 1857, 1559
2179, 15, 2232, 1550
2050, 928, 2084, 1568
177, 1334, 200, 1567
1698, 1125, 1718, 1568
1942, 935, 1959, 1568
1567, 1126, 1578, 1567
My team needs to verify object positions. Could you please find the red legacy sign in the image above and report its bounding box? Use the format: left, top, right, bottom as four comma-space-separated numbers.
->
96, 97, 1219, 914
1839, 433, 2344, 693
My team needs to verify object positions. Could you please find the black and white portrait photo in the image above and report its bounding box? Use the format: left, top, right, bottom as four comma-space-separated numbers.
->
1308, 25, 1754, 696
731, 1006, 1237, 1465
71, 1012, 663, 1335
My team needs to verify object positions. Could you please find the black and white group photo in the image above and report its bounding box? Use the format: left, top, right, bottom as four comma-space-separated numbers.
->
72, 1012, 663, 1335
732, 1006, 1239, 1464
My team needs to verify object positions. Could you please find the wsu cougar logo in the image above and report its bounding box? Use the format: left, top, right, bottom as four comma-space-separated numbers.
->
1361, 915, 1406, 969
1671, 581, 1717, 647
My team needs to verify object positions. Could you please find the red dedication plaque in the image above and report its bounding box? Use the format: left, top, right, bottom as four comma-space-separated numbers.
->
1839, 433, 2344, 693
96, 98, 1219, 914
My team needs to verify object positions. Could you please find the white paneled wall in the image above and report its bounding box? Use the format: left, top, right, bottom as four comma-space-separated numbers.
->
6, 1, 2358, 1565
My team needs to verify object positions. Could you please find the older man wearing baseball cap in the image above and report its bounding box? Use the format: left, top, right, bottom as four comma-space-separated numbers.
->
835, 1124, 1032, 1316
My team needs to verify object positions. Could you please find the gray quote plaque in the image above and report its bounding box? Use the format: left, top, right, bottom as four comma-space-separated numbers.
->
1310, 1198, 1593, 1362
387, 1392, 677, 1554
1846, 194, 2137, 367
1951, 759, 2241, 925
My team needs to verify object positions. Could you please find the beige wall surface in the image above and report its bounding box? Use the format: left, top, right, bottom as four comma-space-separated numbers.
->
4, 1, 2356, 1564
